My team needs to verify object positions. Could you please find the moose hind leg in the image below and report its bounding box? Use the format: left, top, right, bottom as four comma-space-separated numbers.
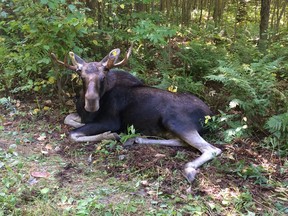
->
135, 137, 186, 147
179, 130, 222, 182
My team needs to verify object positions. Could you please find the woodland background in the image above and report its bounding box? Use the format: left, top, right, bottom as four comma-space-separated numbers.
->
0, 0, 288, 214
1, 0, 287, 155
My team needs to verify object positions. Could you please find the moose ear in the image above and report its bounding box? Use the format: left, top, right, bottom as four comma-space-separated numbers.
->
101, 48, 121, 69
69, 52, 86, 71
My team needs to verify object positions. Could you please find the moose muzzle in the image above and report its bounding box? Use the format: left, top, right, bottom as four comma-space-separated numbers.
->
84, 82, 100, 112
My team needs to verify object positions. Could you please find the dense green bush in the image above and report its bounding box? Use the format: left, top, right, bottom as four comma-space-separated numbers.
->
0, 0, 91, 94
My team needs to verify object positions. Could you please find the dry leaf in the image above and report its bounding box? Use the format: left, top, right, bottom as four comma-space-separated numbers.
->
44, 100, 52, 105
65, 100, 74, 106
31, 171, 50, 178
147, 190, 157, 196
41, 149, 49, 155
45, 144, 53, 150
155, 153, 166, 158
37, 134, 47, 141
16, 100, 21, 107
3, 122, 13, 126
141, 180, 149, 186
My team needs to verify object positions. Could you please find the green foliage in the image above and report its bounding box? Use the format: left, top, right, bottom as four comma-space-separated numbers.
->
264, 112, 288, 156
0, 0, 91, 93
0, 145, 24, 215
120, 125, 140, 144
0, 97, 13, 110
132, 19, 176, 45
176, 40, 225, 79
206, 56, 286, 126
94, 140, 122, 156
205, 111, 249, 143
0, 0, 288, 157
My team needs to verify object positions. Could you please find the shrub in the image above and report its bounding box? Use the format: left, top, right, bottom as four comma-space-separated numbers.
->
0, 0, 92, 94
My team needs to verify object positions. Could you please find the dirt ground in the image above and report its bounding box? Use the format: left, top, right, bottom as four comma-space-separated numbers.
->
0, 96, 287, 215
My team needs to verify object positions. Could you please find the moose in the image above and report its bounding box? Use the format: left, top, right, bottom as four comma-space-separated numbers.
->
51, 46, 222, 182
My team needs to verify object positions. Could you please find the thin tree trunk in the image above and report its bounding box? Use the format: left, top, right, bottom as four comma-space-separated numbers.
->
96, 1, 102, 29
233, 0, 239, 42
199, 0, 203, 26
276, 0, 287, 32
259, 0, 271, 53
213, 0, 223, 27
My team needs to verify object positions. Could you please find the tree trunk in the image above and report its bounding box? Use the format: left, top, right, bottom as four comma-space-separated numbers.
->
275, 0, 287, 33
213, 0, 223, 27
259, 0, 271, 53
199, 0, 203, 25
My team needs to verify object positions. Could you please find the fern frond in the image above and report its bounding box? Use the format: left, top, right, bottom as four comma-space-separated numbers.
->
265, 113, 288, 133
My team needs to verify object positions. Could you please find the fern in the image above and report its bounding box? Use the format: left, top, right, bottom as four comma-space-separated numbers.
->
0, 97, 16, 113
264, 113, 288, 156
206, 58, 285, 119
205, 56, 287, 147
265, 113, 288, 133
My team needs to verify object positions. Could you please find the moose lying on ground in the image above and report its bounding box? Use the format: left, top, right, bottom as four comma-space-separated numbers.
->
51, 46, 222, 183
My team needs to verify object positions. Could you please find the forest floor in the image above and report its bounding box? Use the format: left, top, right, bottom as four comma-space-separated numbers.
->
0, 96, 287, 215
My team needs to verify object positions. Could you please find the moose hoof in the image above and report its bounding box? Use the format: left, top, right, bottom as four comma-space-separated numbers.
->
184, 166, 198, 183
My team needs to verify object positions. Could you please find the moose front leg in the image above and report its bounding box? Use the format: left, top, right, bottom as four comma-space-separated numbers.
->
64, 113, 85, 128
69, 131, 120, 142
68, 121, 121, 142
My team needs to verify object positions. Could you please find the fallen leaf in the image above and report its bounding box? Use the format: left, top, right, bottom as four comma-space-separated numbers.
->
3, 122, 13, 126
37, 134, 47, 141
41, 149, 49, 155
44, 100, 52, 105
186, 186, 192, 193
147, 190, 157, 196
65, 100, 74, 106
31, 171, 50, 178
155, 153, 166, 158
16, 100, 21, 107
45, 144, 53, 150
43, 106, 50, 111
54, 146, 61, 152
33, 108, 40, 115
141, 180, 149, 186
27, 176, 38, 185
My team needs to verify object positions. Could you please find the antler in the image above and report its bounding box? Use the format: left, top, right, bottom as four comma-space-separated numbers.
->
105, 43, 133, 69
114, 44, 133, 67
51, 53, 77, 70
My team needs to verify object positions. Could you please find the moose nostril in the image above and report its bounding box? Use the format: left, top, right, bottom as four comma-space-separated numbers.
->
84, 96, 99, 112
85, 93, 97, 101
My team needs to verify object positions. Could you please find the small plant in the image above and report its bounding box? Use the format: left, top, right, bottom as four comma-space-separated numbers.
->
94, 140, 120, 156
204, 110, 249, 143
0, 145, 25, 215
263, 112, 288, 156
241, 164, 268, 185
233, 189, 255, 213
120, 125, 140, 144
0, 97, 16, 113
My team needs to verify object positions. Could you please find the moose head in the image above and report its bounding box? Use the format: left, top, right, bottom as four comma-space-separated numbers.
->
51, 45, 132, 112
